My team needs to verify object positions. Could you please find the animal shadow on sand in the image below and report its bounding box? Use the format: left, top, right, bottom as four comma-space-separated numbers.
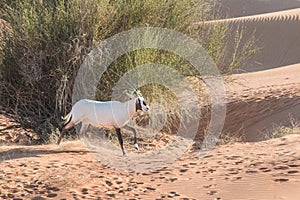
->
0, 148, 90, 162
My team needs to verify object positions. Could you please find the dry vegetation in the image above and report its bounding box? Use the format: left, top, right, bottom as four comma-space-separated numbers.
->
0, 0, 258, 144
269, 117, 300, 139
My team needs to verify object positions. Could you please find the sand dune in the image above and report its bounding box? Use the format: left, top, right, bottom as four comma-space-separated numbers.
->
224, 64, 300, 141
204, 8, 300, 23
195, 7, 300, 72
204, 8, 300, 24
217, 0, 300, 18
187, 63, 300, 142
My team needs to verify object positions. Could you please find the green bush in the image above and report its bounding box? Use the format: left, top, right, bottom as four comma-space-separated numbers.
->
0, 0, 258, 143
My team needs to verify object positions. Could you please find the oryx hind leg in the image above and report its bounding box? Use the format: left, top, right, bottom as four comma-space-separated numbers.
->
123, 125, 139, 150
115, 128, 126, 156
78, 123, 88, 137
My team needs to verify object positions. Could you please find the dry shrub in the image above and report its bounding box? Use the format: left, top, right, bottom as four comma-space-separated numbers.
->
0, 0, 258, 143
269, 117, 300, 139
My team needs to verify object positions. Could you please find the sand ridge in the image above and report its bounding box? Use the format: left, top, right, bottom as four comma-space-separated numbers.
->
194, 4, 300, 72
200, 8, 300, 24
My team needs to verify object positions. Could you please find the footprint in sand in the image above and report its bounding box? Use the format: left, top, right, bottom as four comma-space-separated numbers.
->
106, 192, 116, 198
203, 155, 213, 159
167, 191, 180, 198
179, 169, 188, 173
207, 190, 218, 195
105, 180, 113, 187
288, 164, 300, 168
234, 160, 243, 165
274, 178, 289, 182
274, 165, 289, 170
46, 193, 58, 198
189, 162, 197, 166
245, 169, 258, 174
259, 167, 272, 173
31, 196, 46, 200
287, 170, 298, 174
249, 161, 264, 167
81, 188, 88, 195
203, 184, 216, 188
169, 177, 178, 182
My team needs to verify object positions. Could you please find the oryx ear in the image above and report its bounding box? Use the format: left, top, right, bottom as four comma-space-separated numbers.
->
134, 89, 142, 97
126, 92, 135, 99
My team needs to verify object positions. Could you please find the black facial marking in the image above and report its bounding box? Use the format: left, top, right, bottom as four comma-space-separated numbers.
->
136, 98, 142, 111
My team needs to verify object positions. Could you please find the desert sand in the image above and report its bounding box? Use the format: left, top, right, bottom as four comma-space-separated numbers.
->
1, 134, 299, 199
1, 0, 300, 199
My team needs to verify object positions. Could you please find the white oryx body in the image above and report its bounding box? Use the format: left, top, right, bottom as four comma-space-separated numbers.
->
57, 94, 149, 156
65, 99, 137, 129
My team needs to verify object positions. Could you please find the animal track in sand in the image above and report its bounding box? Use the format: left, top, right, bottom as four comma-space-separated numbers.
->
274, 165, 289, 170
259, 167, 272, 173
179, 169, 188, 173
245, 170, 258, 174
288, 164, 300, 168
46, 193, 57, 198
287, 170, 298, 174
274, 178, 289, 182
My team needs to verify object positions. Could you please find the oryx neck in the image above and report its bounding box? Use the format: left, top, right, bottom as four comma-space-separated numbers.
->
125, 98, 137, 118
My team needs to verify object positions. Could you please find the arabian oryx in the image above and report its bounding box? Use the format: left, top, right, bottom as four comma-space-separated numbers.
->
57, 92, 150, 156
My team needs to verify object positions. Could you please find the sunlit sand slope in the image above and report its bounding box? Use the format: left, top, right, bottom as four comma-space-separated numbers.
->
217, 0, 300, 18
196, 7, 300, 72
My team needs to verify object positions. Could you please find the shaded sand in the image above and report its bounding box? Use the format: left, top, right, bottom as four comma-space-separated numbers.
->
0, 113, 39, 145
223, 64, 300, 140
186, 63, 300, 141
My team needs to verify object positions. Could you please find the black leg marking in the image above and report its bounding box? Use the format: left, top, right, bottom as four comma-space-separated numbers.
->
116, 128, 126, 156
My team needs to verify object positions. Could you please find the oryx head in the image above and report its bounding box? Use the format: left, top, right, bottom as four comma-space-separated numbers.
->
136, 95, 149, 112
127, 90, 150, 112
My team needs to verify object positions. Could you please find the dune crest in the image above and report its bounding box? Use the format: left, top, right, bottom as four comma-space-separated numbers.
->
200, 8, 300, 24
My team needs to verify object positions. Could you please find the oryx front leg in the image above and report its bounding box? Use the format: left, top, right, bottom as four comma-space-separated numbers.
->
123, 125, 139, 150
116, 128, 126, 156
57, 127, 67, 145
79, 123, 88, 137
57, 122, 75, 145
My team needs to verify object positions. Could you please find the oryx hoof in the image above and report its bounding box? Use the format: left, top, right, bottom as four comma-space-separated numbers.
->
134, 143, 139, 150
